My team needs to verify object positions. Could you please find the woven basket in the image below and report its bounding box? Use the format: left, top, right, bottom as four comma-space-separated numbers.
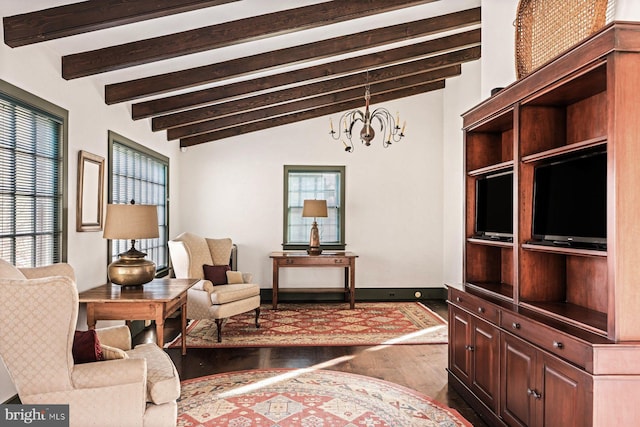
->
515, 0, 612, 79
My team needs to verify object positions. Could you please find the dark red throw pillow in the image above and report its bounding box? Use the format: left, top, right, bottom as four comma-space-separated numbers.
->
72, 330, 102, 364
203, 264, 231, 285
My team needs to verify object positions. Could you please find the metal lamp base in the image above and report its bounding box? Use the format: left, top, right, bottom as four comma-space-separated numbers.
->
108, 254, 156, 287
307, 247, 323, 255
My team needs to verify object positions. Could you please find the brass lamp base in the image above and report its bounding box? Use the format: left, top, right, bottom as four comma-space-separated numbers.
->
108, 249, 156, 287
307, 220, 323, 255
307, 247, 323, 255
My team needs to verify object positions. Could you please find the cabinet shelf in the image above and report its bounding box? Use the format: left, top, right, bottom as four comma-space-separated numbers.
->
465, 281, 514, 301
521, 242, 606, 257
521, 136, 607, 164
520, 301, 608, 336
467, 161, 514, 177
467, 237, 513, 248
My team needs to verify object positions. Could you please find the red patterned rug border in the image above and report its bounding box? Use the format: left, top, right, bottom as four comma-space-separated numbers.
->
178, 368, 472, 427
168, 302, 448, 349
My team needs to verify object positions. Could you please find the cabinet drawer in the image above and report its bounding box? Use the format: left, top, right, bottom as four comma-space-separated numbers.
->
278, 257, 349, 266
449, 288, 500, 324
501, 310, 592, 369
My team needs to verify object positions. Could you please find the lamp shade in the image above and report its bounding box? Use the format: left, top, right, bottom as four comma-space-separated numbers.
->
302, 199, 328, 218
103, 204, 159, 240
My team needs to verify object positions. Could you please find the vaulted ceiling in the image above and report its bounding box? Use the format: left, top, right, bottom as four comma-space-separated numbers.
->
2, 0, 481, 147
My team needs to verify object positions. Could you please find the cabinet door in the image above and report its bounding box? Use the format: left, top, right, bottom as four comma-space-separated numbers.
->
470, 317, 500, 412
449, 306, 471, 383
501, 333, 536, 427
539, 354, 592, 427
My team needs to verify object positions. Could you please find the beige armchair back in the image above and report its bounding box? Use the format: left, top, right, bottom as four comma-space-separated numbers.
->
0, 260, 180, 427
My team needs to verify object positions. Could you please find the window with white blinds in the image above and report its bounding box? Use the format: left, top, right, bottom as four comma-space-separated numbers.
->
108, 131, 169, 274
283, 165, 345, 250
0, 81, 66, 268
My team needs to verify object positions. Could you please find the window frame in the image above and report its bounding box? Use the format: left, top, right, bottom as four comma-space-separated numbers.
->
107, 131, 170, 276
0, 79, 68, 267
283, 165, 345, 251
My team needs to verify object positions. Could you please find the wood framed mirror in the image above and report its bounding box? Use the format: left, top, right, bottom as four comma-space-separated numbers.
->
76, 150, 105, 232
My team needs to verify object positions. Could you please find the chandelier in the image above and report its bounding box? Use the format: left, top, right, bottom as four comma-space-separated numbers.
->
329, 77, 406, 152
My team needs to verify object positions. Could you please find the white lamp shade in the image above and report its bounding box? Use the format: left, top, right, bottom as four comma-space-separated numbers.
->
103, 204, 159, 240
302, 199, 328, 218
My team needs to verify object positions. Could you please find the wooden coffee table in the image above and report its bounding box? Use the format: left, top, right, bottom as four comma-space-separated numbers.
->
78, 278, 197, 355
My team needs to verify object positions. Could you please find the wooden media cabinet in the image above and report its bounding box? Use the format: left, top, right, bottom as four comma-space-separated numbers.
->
449, 22, 640, 427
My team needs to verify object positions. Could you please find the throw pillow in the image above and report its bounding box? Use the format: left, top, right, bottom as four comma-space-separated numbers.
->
226, 270, 244, 284
101, 344, 129, 360
73, 330, 103, 364
202, 264, 230, 285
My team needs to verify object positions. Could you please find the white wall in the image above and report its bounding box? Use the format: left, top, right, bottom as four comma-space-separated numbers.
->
175, 92, 446, 289
0, 25, 182, 403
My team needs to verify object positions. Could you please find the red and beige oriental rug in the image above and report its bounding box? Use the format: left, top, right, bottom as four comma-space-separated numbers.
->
168, 302, 448, 348
178, 369, 471, 426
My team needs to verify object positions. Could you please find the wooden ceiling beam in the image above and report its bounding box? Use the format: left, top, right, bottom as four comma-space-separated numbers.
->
167, 68, 459, 140
152, 47, 479, 129
156, 63, 462, 131
107, 28, 480, 104
132, 8, 480, 119
63, 0, 450, 79
3, 0, 238, 48
179, 80, 445, 146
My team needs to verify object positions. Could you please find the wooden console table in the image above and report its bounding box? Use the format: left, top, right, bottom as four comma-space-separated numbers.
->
270, 251, 358, 309
78, 278, 197, 355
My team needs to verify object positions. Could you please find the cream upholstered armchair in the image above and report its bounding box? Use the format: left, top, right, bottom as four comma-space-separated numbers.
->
168, 232, 260, 342
0, 260, 180, 427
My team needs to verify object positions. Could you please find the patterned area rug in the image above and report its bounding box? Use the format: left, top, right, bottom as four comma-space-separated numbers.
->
178, 369, 471, 426
168, 302, 448, 348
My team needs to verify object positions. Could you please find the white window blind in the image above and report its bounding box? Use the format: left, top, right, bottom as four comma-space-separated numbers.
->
0, 93, 63, 267
110, 135, 168, 272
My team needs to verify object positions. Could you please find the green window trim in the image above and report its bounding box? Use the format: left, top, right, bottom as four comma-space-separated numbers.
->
0, 79, 68, 267
107, 131, 170, 276
283, 165, 345, 251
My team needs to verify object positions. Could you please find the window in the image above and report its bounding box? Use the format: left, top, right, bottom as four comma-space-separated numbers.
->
0, 80, 67, 267
283, 165, 345, 250
108, 131, 169, 275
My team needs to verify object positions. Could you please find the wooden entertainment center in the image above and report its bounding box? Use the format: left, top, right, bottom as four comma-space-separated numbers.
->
448, 23, 640, 426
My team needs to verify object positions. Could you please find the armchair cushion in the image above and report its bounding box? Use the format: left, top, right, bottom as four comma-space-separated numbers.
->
203, 264, 230, 285
72, 330, 103, 364
208, 283, 260, 305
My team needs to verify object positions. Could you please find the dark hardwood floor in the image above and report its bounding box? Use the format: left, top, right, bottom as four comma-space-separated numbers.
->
134, 299, 489, 426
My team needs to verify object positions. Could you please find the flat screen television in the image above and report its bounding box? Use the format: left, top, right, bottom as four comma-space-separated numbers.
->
475, 170, 513, 240
532, 150, 607, 248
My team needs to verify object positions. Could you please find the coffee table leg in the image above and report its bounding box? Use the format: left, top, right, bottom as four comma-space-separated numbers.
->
156, 316, 165, 348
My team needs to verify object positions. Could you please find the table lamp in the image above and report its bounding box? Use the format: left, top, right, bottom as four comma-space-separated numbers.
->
302, 199, 328, 255
103, 202, 159, 286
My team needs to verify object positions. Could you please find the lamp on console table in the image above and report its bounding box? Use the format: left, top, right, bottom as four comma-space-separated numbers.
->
302, 199, 328, 255
103, 201, 159, 286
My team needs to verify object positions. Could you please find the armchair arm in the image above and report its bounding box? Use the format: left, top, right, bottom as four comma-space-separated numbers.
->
72, 358, 146, 389
19, 263, 76, 282
95, 325, 132, 351
242, 272, 254, 283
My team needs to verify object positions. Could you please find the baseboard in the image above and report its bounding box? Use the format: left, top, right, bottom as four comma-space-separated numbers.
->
259, 287, 447, 303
